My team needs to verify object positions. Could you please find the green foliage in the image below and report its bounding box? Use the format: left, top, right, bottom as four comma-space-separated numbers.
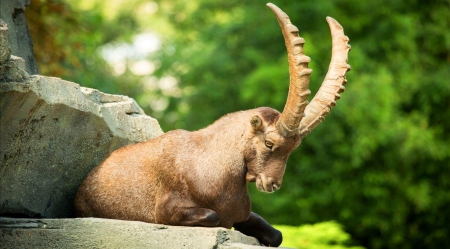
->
28, 0, 149, 98
29, 0, 450, 248
274, 221, 364, 249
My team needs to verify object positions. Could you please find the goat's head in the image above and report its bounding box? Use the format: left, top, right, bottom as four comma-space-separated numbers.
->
244, 4, 351, 193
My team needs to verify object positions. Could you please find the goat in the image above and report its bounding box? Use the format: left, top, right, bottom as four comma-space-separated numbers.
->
74, 3, 351, 247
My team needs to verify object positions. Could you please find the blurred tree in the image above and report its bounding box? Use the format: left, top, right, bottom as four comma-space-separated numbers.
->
27, 0, 450, 248
27, 0, 147, 99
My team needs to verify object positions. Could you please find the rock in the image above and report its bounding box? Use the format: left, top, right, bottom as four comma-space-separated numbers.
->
0, 19, 30, 82
0, 55, 30, 82
0, 1, 39, 75
0, 217, 262, 248
0, 76, 164, 218
0, 20, 11, 63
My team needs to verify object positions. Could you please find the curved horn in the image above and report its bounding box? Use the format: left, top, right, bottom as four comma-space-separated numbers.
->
299, 17, 351, 138
267, 3, 312, 138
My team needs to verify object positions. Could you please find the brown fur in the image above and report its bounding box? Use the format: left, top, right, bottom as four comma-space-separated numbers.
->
74, 107, 301, 245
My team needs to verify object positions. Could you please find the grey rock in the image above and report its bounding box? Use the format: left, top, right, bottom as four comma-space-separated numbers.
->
0, 0, 39, 74
0, 76, 164, 218
0, 19, 29, 82
0, 20, 11, 63
0, 55, 30, 82
0, 217, 262, 249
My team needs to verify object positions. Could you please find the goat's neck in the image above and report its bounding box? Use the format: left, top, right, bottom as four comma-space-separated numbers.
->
194, 111, 252, 180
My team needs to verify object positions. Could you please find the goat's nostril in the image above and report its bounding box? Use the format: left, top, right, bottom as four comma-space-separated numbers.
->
272, 183, 279, 191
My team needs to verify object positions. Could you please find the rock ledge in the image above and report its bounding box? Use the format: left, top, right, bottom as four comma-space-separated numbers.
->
0, 217, 263, 249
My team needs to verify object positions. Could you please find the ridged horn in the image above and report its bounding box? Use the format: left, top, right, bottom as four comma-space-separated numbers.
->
267, 3, 312, 138
299, 17, 351, 138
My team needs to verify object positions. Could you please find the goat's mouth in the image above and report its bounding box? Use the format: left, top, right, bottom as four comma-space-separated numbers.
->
256, 175, 280, 193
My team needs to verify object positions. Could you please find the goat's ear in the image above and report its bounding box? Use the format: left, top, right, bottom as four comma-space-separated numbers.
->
250, 115, 263, 131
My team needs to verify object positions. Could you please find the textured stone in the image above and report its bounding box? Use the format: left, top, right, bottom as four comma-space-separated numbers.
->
0, 55, 30, 82
0, 76, 164, 218
0, 16, 30, 82
0, 0, 39, 74
0, 20, 11, 63
0, 217, 262, 249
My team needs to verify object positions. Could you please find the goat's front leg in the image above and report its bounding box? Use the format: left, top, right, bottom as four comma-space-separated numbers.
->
233, 212, 282, 247
155, 193, 220, 227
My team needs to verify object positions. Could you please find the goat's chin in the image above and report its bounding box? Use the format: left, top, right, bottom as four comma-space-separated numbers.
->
245, 174, 257, 182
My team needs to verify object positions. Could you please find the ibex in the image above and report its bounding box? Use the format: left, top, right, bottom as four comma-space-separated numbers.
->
74, 3, 350, 247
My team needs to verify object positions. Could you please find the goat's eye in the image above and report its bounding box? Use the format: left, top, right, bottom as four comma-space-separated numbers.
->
265, 141, 274, 149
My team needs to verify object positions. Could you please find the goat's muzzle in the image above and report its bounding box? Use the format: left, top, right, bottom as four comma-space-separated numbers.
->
256, 174, 281, 193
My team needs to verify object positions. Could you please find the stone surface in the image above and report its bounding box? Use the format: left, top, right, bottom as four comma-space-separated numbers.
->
0, 20, 11, 63
0, 217, 262, 248
0, 55, 30, 82
0, 76, 164, 218
0, 1, 39, 74
0, 20, 30, 82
